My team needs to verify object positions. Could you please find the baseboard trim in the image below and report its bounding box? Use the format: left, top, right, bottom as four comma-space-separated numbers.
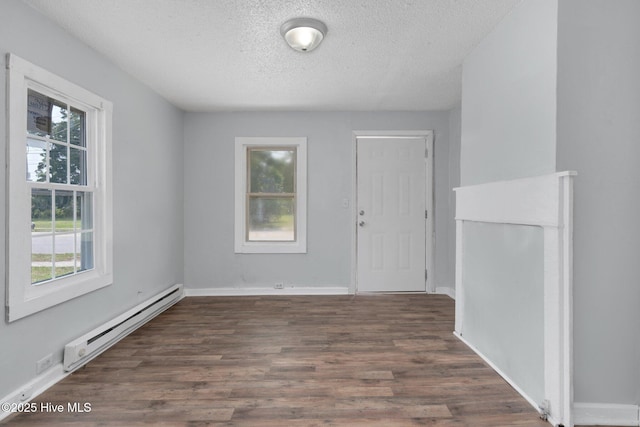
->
435, 286, 455, 299
184, 286, 350, 297
453, 332, 546, 422
0, 364, 68, 422
574, 402, 640, 426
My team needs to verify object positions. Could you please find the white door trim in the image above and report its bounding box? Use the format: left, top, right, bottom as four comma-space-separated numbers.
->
351, 130, 435, 294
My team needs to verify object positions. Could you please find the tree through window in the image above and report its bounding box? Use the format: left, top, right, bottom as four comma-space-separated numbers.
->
27, 89, 94, 284
247, 148, 296, 242
234, 137, 307, 254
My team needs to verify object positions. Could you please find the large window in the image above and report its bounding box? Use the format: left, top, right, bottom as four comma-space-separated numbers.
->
6, 54, 113, 321
235, 137, 307, 253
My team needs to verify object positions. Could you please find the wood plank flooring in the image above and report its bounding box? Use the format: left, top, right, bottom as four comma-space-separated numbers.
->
4, 294, 552, 426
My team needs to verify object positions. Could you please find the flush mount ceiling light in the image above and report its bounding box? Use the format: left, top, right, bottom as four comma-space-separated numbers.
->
280, 17, 327, 52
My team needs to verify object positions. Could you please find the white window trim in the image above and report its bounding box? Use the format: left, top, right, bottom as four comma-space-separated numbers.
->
6, 54, 113, 322
234, 137, 307, 254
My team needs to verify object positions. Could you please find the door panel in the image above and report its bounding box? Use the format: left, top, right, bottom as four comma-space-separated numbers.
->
357, 137, 426, 292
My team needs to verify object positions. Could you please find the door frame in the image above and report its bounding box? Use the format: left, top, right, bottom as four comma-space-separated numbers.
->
351, 130, 435, 294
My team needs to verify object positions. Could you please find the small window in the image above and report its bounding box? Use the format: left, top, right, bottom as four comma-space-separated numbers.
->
235, 137, 307, 253
247, 147, 296, 242
6, 54, 113, 321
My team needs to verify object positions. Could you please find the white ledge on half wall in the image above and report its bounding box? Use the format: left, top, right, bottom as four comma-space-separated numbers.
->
454, 171, 577, 427
454, 171, 577, 226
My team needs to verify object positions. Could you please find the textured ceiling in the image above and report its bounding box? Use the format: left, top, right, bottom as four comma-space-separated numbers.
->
22, 0, 520, 112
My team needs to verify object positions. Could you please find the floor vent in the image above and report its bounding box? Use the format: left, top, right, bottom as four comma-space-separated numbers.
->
63, 284, 183, 372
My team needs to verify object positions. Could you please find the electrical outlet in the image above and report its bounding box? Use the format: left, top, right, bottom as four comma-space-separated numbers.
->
36, 353, 53, 374
274, 282, 284, 289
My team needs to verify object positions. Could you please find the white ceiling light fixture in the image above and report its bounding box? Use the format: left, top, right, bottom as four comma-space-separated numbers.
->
280, 17, 327, 52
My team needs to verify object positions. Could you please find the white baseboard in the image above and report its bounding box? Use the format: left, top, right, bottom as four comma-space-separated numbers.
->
435, 285, 455, 299
0, 364, 68, 422
453, 332, 546, 421
574, 402, 640, 426
185, 286, 350, 297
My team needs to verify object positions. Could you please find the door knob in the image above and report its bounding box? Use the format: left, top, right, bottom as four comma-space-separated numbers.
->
359, 221, 365, 227
359, 210, 365, 216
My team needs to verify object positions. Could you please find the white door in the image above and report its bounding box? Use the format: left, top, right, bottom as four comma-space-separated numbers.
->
357, 137, 427, 292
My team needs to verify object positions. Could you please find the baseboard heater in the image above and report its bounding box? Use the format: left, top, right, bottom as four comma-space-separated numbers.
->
63, 284, 183, 372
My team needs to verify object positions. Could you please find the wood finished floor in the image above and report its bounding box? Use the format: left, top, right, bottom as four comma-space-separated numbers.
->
4, 295, 552, 426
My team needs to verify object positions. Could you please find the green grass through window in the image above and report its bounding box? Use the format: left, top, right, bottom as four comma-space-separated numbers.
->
31, 267, 75, 284
31, 253, 77, 262
31, 218, 75, 232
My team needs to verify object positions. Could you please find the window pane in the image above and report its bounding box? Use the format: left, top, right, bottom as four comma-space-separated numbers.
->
26, 138, 47, 182
50, 100, 68, 143
70, 107, 86, 147
54, 247, 74, 279
27, 90, 67, 142
77, 232, 94, 272
248, 197, 295, 241
70, 147, 87, 185
249, 149, 295, 193
76, 192, 93, 230
55, 190, 74, 232
54, 233, 74, 262
31, 235, 53, 284
27, 90, 52, 137
49, 142, 68, 184
31, 188, 52, 232
53, 240, 74, 264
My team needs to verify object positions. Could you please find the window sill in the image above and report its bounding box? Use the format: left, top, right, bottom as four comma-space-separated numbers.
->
235, 241, 307, 254
8, 270, 113, 322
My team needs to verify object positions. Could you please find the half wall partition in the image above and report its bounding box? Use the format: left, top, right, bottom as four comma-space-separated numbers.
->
454, 171, 576, 427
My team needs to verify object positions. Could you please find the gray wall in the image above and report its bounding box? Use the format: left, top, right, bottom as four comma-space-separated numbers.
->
0, 0, 184, 398
557, 0, 640, 405
183, 111, 455, 291
445, 104, 461, 292
461, 222, 544, 404
459, 0, 558, 405
461, 0, 558, 186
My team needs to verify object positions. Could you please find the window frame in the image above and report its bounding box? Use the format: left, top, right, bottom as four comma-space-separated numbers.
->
234, 137, 307, 253
6, 53, 113, 322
